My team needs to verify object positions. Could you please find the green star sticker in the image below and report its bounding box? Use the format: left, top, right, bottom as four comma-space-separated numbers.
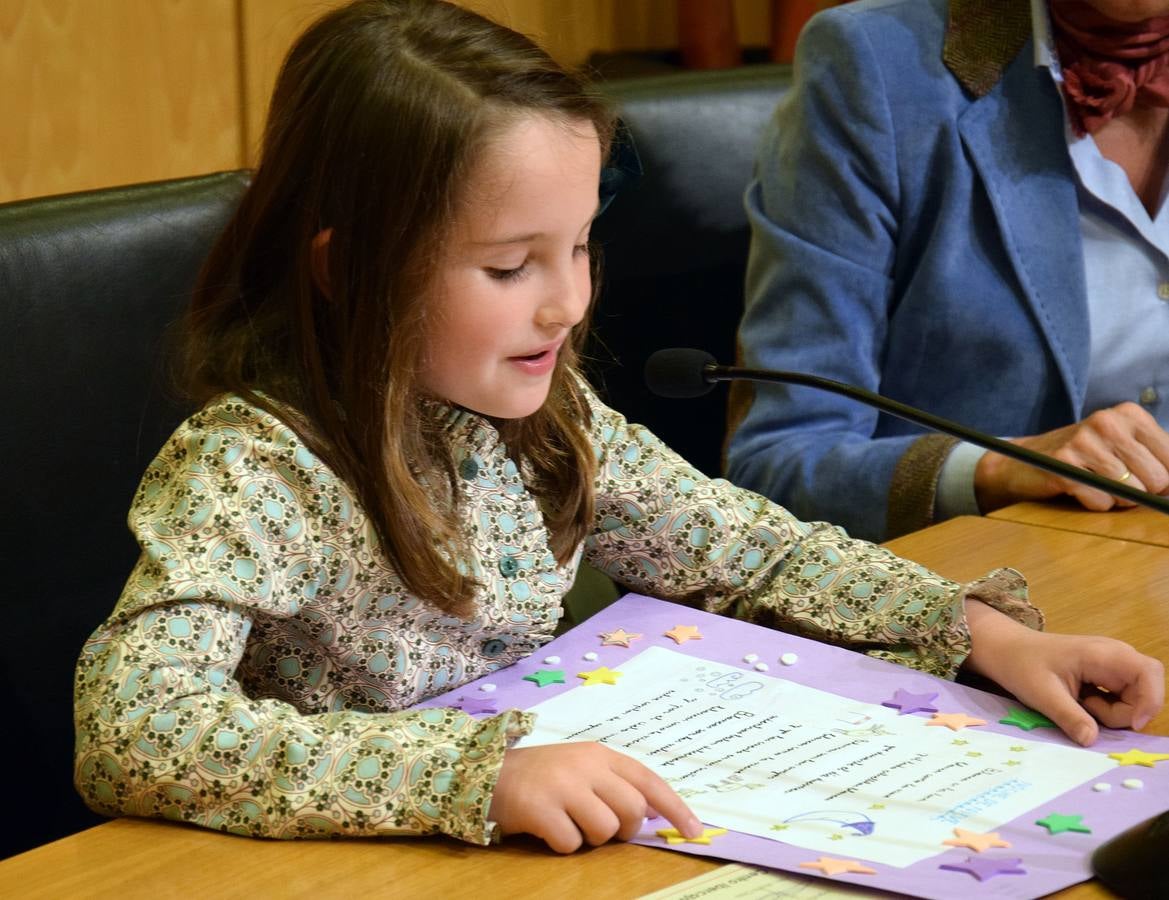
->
523, 669, 566, 688
1035, 813, 1091, 835
1000, 707, 1056, 731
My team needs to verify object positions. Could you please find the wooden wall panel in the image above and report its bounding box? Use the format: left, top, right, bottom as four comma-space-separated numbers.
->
2, 0, 772, 202
0, 0, 241, 203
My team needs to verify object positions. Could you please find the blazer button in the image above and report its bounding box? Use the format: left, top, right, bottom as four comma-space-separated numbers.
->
498, 556, 520, 577
459, 457, 479, 480
481, 638, 507, 657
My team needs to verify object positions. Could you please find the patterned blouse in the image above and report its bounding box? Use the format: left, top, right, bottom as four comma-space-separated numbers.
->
74, 387, 1041, 845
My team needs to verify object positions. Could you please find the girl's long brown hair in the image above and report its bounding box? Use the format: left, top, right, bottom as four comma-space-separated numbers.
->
182, 0, 615, 617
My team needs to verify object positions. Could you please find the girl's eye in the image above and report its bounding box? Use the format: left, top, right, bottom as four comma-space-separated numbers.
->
486, 264, 528, 282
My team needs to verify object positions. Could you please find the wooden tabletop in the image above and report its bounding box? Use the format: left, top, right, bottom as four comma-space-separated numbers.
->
989, 499, 1169, 548
5, 515, 1167, 899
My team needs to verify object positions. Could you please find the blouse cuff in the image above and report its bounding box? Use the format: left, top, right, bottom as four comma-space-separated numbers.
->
959, 566, 1045, 633
450, 709, 535, 846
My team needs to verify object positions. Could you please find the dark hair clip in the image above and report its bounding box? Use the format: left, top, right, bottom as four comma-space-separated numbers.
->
598, 119, 642, 216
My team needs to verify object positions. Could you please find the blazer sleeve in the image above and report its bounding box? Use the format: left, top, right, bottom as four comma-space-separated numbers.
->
73, 400, 531, 844
725, 7, 952, 542
583, 388, 1042, 680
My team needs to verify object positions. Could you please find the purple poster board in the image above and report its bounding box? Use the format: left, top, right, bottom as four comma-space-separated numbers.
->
418, 594, 1169, 898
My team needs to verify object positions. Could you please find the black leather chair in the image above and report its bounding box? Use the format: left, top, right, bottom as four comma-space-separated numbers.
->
591, 65, 791, 476
0, 171, 250, 858
0, 64, 789, 860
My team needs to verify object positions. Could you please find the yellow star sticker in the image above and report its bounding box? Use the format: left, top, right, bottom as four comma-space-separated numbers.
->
656, 826, 728, 845
1009, 745, 1027, 752
769, 823, 790, 832
829, 833, 844, 841
869, 803, 885, 810
1005, 759, 1022, 766
598, 628, 642, 647
576, 666, 622, 686
798, 857, 877, 877
1108, 748, 1169, 768
926, 712, 988, 732
664, 624, 703, 644
943, 827, 1012, 853
951, 738, 969, 746
965, 751, 983, 758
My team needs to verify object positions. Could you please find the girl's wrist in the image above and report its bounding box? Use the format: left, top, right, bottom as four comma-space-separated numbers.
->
961, 598, 1034, 680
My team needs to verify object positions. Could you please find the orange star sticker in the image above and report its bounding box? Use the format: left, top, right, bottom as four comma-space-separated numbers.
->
1108, 748, 1169, 767
656, 826, 728, 845
599, 628, 642, 648
943, 827, 1012, 853
577, 666, 622, 686
926, 712, 988, 732
664, 624, 703, 644
798, 857, 877, 877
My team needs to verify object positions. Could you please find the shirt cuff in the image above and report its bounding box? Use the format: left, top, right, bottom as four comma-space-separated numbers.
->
934, 441, 986, 520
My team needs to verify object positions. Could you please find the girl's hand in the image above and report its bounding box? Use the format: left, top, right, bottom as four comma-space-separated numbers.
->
963, 601, 1165, 746
488, 742, 702, 853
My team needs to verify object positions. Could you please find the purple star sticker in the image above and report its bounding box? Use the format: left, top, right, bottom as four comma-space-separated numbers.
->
456, 697, 500, 716
939, 855, 1026, 882
881, 688, 939, 716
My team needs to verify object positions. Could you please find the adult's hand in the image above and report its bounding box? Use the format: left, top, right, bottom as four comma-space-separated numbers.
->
974, 402, 1169, 512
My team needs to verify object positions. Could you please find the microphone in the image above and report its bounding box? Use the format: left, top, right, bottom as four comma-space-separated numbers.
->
644, 347, 1169, 515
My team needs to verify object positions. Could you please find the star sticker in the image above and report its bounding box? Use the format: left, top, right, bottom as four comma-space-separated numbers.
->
656, 826, 727, 845
881, 688, 939, 715
456, 697, 499, 715
939, 855, 1026, 881
769, 823, 790, 832
965, 751, 983, 758
943, 828, 1012, 853
999, 707, 1056, 731
869, 803, 885, 810
577, 666, 622, 686
664, 624, 703, 644
522, 669, 565, 688
798, 857, 877, 877
598, 628, 642, 647
926, 712, 988, 732
1005, 759, 1022, 766
1009, 745, 1027, 752
1108, 748, 1169, 767
951, 739, 969, 746
1035, 813, 1091, 835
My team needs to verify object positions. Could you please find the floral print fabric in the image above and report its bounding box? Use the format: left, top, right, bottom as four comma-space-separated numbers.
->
74, 387, 1040, 844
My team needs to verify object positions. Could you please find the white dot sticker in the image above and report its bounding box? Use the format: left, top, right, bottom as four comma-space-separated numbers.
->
583, 651, 598, 661
780, 653, 799, 666
1122, 778, 1144, 790
1092, 782, 1112, 792
743, 653, 758, 663
479, 683, 497, 693
544, 655, 561, 665
754, 662, 770, 672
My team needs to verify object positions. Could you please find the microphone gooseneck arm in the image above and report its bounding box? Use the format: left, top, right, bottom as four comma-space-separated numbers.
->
707, 362, 1169, 515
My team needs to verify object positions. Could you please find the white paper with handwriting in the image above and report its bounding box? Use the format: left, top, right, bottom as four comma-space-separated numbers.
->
516, 647, 1112, 867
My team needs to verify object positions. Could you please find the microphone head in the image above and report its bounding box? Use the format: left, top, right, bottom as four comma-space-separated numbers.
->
644, 348, 718, 398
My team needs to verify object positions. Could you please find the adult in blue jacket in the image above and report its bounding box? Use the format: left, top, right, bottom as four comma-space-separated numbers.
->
726, 0, 1169, 541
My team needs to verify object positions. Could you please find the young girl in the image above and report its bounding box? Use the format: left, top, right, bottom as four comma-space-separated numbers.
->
74, 0, 1162, 855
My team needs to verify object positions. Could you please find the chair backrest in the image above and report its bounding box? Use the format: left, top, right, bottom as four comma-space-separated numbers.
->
590, 65, 791, 475
0, 171, 250, 858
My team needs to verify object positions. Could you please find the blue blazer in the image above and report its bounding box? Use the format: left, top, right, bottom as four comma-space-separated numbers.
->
726, 0, 1088, 541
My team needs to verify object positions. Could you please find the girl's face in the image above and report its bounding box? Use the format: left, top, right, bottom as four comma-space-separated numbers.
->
421, 114, 601, 420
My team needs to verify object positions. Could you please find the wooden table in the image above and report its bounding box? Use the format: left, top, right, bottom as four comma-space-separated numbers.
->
990, 500, 1169, 548
4, 516, 1166, 899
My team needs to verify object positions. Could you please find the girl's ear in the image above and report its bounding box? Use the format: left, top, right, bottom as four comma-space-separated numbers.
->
311, 228, 333, 297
